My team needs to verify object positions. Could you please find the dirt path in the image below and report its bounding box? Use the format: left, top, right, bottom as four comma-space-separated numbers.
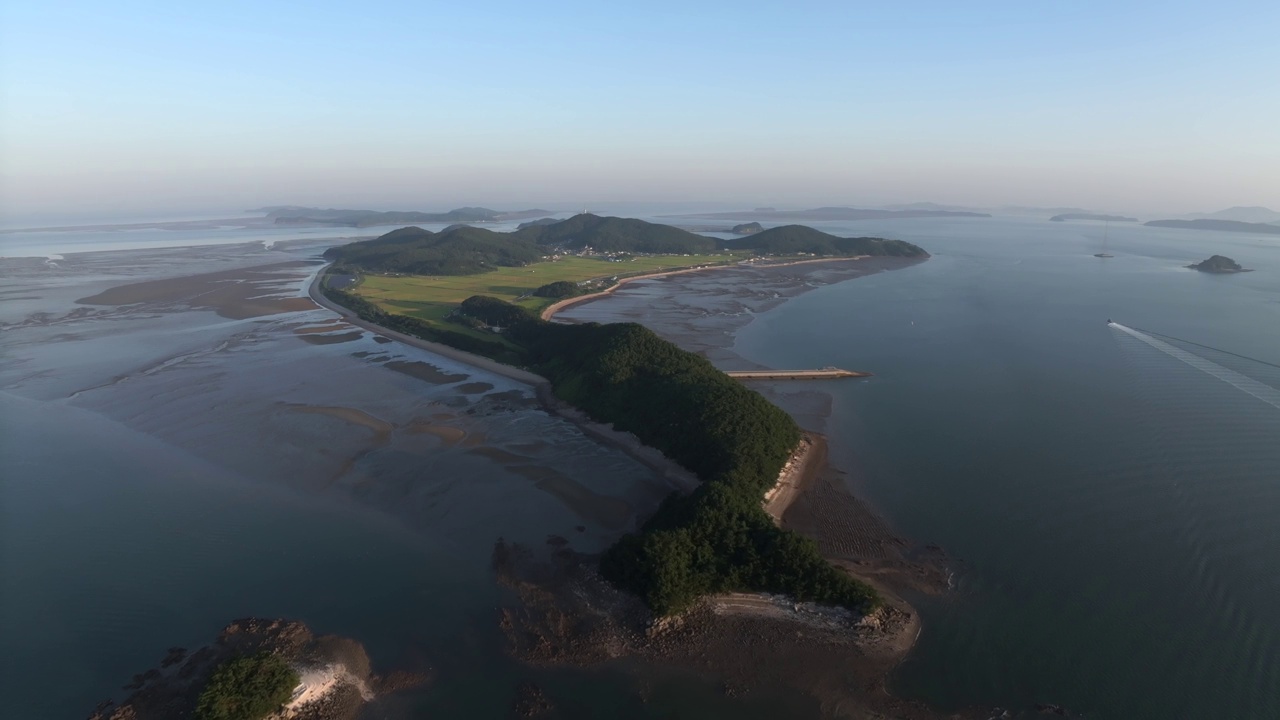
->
540, 255, 869, 322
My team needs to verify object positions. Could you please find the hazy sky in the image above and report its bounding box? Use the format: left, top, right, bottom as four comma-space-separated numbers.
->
2, 1, 1277, 221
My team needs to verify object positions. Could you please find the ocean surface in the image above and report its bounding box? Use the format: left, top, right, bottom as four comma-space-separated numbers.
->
566, 215, 1280, 718
3, 215, 1279, 718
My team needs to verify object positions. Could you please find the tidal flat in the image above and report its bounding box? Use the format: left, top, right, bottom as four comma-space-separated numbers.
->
1, 241, 682, 718
3, 240, 962, 719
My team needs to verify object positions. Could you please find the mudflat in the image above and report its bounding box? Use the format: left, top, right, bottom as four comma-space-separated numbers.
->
76, 261, 319, 319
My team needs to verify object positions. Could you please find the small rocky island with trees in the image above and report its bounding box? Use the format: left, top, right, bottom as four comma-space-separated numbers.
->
1189, 255, 1251, 273
88, 619, 426, 720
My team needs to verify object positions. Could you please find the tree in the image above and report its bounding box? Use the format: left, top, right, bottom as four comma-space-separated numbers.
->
194, 652, 299, 720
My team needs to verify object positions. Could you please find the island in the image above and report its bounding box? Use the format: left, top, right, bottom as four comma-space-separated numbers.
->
1051, 213, 1138, 222
88, 618, 426, 720
1146, 219, 1280, 236
1188, 255, 1251, 273
666, 206, 990, 221
731, 221, 763, 234
294, 215, 955, 713
254, 206, 554, 228
318, 215, 928, 617
1188, 206, 1280, 223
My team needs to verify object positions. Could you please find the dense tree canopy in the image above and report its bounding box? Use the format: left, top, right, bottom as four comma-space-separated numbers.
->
455, 296, 881, 615
531, 280, 581, 298
194, 652, 298, 720
727, 225, 927, 257
514, 213, 718, 254
323, 226, 544, 275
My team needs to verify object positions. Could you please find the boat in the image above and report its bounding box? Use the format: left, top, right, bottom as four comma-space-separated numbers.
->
1094, 220, 1114, 258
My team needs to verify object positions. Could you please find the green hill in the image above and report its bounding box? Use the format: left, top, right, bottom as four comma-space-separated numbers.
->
325, 216, 924, 277
516, 213, 718, 254
323, 225, 544, 275
729, 224, 927, 257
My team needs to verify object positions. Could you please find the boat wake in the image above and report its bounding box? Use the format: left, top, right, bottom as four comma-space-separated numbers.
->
1110, 322, 1280, 411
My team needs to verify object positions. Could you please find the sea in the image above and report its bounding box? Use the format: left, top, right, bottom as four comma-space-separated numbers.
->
2, 213, 1278, 719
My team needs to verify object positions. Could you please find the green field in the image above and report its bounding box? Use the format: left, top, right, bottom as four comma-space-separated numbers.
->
353, 253, 742, 329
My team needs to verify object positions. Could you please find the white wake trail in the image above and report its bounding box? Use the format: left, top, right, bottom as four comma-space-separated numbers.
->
1110, 323, 1280, 411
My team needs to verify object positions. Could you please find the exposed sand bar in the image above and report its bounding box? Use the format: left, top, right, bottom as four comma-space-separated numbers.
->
77, 261, 318, 319
540, 255, 870, 322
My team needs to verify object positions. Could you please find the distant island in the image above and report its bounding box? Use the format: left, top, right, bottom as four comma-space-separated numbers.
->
88, 618, 425, 720
668, 206, 990, 221
1051, 213, 1138, 222
1187, 206, 1280, 224
731, 222, 764, 234
1146, 219, 1280, 236
250, 206, 554, 228
516, 217, 562, 230
1188, 255, 1251, 273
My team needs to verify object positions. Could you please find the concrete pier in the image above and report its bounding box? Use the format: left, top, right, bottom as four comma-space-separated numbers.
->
725, 368, 872, 381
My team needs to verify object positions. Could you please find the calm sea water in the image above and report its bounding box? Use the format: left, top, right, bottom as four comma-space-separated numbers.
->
729, 216, 1280, 718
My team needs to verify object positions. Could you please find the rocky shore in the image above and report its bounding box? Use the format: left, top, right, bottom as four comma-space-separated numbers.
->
87, 619, 428, 720
492, 530, 976, 719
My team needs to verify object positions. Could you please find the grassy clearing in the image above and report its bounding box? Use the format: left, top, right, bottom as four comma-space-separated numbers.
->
354, 253, 743, 328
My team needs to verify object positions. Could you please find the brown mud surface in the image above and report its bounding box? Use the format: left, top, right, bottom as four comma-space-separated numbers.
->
76, 261, 320, 319
493, 538, 983, 720
297, 330, 365, 345
384, 359, 469, 384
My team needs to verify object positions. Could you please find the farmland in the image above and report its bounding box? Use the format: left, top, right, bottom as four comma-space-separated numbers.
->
351, 252, 743, 332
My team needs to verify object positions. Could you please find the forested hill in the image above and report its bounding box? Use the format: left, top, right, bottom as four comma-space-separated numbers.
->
323, 225, 543, 275
728, 224, 928, 257
324, 216, 926, 276
515, 213, 718, 254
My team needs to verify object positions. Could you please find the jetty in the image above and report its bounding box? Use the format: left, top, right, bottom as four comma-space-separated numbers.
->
726, 368, 871, 381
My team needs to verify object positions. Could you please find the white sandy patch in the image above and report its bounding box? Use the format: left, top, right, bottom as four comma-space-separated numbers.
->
284, 663, 373, 714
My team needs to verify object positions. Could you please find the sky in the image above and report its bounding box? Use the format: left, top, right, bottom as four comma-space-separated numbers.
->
2, 0, 1278, 222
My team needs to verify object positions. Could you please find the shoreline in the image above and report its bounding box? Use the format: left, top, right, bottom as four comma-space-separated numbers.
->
539, 254, 871, 322
763, 432, 824, 523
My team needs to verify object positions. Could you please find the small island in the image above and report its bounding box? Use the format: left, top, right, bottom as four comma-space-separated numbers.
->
731, 221, 764, 234
1050, 213, 1138, 222
1188, 255, 1251, 273
88, 618, 426, 720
